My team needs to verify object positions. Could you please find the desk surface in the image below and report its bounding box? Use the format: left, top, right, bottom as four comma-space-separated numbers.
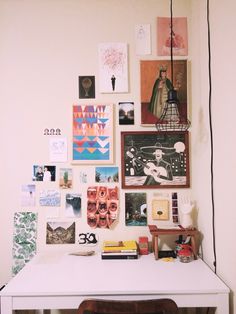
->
1, 252, 229, 297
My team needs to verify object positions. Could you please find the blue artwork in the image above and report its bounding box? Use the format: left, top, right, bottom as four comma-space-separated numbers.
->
39, 190, 61, 207
72, 104, 113, 164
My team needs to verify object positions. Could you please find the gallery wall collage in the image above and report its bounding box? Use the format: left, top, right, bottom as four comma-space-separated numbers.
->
13, 17, 189, 275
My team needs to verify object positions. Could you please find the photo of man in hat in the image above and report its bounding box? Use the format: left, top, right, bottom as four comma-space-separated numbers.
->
140, 142, 175, 185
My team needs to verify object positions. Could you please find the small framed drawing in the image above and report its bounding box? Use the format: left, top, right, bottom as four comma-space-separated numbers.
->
72, 104, 114, 164
121, 131, 190, 189
152, 199, 169, 220
78, 76, 95, 99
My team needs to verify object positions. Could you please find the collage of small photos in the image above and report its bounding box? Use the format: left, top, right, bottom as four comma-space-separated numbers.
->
14, 16, 190, 274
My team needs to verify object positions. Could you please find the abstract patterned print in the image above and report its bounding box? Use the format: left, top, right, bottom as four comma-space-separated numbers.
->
12, 212, 37, 276
73, 104, 113, 162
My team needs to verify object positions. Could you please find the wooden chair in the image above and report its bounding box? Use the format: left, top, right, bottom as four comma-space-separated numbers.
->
77, 298, 179, 314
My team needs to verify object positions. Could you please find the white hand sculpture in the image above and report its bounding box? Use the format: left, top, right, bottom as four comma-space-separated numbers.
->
180, 198, 194, 228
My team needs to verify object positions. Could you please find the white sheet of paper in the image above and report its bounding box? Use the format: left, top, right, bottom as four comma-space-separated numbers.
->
49, 137, 67, 162
98, 42, 128, 93
135, 24, 151, 55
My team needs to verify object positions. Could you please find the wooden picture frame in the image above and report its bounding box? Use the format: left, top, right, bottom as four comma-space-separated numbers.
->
72, 104, 114, 164
121, 131, 190, 189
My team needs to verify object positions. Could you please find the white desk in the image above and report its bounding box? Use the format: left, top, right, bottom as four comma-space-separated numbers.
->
0, 252, 229, 314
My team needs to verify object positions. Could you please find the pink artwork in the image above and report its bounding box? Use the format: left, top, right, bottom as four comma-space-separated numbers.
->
157, 17, 188, 56
98, 43, 128, 93
72, 104, 114, 164
87, 186, 119, 229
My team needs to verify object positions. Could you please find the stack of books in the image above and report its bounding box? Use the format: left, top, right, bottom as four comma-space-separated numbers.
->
101, 240, 138, 259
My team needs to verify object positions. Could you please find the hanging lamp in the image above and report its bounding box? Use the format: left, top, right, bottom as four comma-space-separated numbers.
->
155, 0, 191, 132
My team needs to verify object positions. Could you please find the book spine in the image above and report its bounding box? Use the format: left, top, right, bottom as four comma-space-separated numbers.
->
102, 252, 137, 256
102, 249, 137, 253
101, 254, 138, 260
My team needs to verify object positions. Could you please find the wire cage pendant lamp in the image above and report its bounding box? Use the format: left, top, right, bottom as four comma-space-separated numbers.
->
155, 0, 191, 132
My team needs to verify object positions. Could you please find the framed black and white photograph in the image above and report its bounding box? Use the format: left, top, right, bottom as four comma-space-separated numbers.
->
121, 131, 190, 189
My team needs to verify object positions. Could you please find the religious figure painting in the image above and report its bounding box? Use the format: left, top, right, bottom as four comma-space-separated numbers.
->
140, 59, 188, 125
72, 104, 114, 164
157, 17, 188, 56
121, 131, 190, 189
98, 42, 128, 93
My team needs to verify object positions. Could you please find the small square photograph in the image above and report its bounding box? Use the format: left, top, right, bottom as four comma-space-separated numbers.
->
65, 193, 82, 217
172, 192, 178, 199
46, 222, 75, 244
39, 190, 61, 207
79, 171, 88, 183
172, 199, 178, 207
95, 166, 119, 183
59, 168, 73, 189
125, 192, 147, 226
119, 101, 134, 125
21, 184, 36, 207
173, 215, 179, 224
172, 207, 179, 215
79, 76, 95, 99
32, 165, 56, 182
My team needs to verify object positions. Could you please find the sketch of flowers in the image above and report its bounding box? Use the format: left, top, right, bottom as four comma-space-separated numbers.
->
101, 44, 126, 74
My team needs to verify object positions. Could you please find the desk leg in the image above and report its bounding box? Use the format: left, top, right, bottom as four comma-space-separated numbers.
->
1, 296, 12, 314
214, 293, 229, 314
153, 236, 158, 260
191, 235, 197, 259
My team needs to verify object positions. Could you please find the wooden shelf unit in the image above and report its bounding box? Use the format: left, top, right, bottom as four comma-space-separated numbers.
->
148, 224, 199, 260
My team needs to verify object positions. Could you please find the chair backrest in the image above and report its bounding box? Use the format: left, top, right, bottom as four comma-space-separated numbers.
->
77, 298, 178, 314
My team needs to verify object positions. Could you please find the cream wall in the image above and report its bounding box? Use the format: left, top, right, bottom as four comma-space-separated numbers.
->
0, 0, 235, 314
190, 1, 236, 313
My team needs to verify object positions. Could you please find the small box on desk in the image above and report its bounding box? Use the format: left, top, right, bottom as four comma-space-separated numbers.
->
138, 236, 149, 255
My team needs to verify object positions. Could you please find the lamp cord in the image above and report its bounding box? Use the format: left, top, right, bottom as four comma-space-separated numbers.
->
207, 0, 217, 274
170, 0, 174, 83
